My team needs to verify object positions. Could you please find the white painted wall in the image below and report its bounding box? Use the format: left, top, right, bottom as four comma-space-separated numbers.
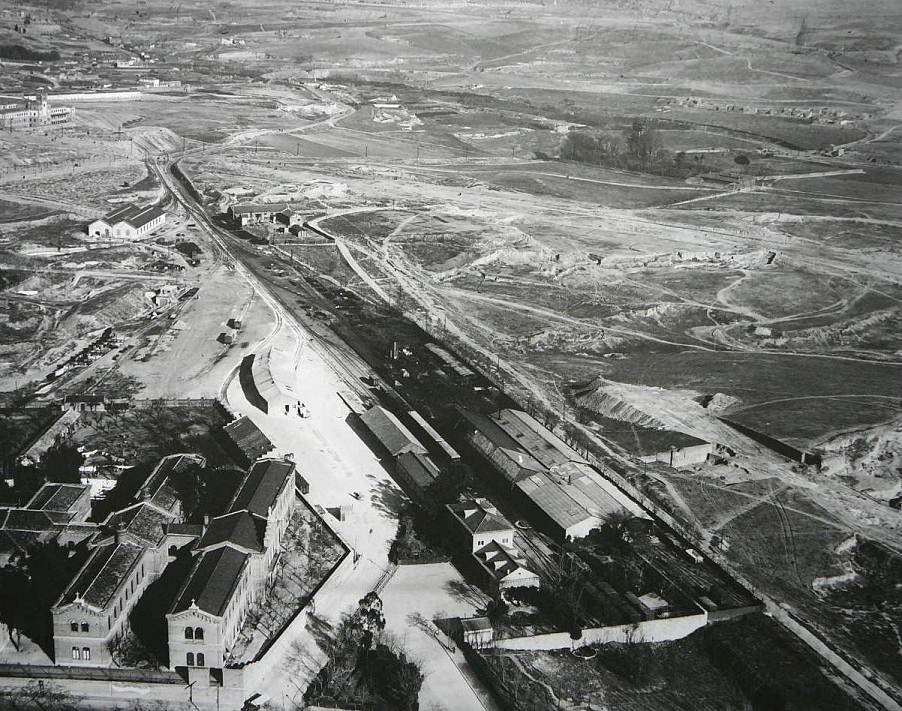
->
494, 612, 708, 651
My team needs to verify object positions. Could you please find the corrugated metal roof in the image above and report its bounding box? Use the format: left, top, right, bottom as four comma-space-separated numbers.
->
125, 204, 165, 229
494, 409, 588, 469
360, 406, 426, 457
396, 451, 440, 489
407, 410, 460, 460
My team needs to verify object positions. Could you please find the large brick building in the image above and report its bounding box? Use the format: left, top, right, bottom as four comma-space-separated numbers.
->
166, 458, 296, 672
49, 454, 204, 666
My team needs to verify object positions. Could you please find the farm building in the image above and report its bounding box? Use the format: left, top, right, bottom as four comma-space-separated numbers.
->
359, 406, 427, 457
457, 408, 646, 539
88, 203, 166, 240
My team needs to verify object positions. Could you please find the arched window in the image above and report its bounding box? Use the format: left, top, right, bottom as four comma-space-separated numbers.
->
186, 652, 194, 667
184, 627, 194, 640
71, 646, 80, 660
197, 653, 205, 667
194, 627, 204, 641
168, 545, 178, 556
82, 647, 91, 661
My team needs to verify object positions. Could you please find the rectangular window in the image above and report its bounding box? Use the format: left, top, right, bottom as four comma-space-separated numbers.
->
70, 622, 78, 632
80, 623, 89, 633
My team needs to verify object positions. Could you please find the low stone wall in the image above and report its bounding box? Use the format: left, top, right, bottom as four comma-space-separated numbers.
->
494, 612, 708, 651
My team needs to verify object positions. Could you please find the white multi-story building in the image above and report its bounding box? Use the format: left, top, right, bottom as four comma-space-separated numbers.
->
87, 203, 166, 240
0, 91, 72, 130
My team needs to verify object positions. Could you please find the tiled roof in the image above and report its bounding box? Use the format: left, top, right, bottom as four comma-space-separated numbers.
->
473, 540, 535, 582
196, 510, 265, 553
448, 499, 513, 535
104, 502, 176, 547
57, 541, 144, 610
165, 523, 203, 537
3, 508, 64, 531
228, 459, 294, 519
169, 546, 249, 617
140, 453, 202, 515
223, 416, 273, 457
0, 528, 48, 559
27, 483, 88, 513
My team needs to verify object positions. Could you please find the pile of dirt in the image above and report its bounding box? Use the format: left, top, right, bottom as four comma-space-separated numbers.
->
818, 418, 902, 501
574, 378, 667, 428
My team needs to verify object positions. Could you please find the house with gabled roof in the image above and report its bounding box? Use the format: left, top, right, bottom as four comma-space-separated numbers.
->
472, 540, 539, 592
447, 498, 516, 553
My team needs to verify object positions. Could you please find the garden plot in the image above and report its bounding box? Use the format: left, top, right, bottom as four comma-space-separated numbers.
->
229, 502, 345, 664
